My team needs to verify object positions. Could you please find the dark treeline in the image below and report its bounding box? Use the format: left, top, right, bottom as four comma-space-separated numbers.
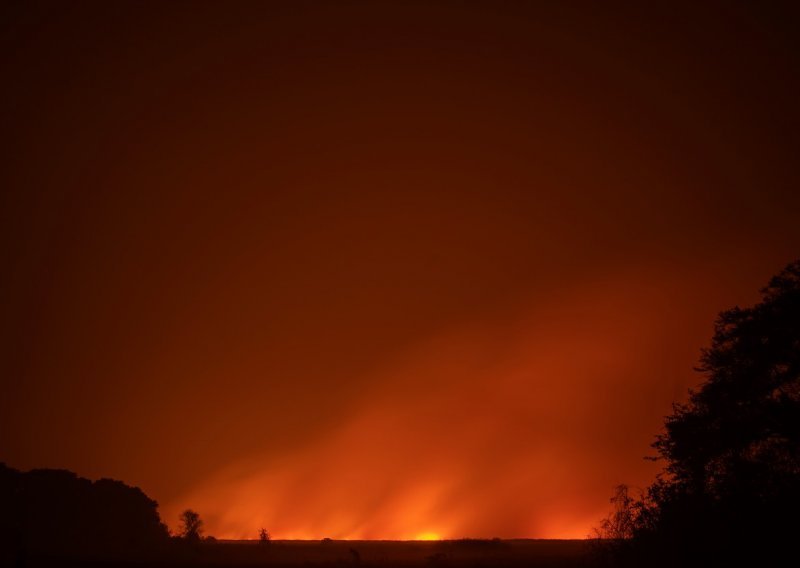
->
0, 464, 169, 564
596, 259, 800, 567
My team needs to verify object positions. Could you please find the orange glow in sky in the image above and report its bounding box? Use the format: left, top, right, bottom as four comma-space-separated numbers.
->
161, 270, 743, 540
2, 1, 800, 543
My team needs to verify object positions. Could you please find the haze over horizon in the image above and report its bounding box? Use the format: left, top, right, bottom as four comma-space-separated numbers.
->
2, 1, 800, 540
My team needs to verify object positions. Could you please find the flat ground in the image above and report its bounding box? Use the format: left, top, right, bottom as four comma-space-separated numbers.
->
177, 539, 591, 567
20, 539, 594, 567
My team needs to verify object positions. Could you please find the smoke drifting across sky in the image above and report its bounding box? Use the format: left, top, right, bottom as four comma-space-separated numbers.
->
2, 1, 800, 539
167, 268, 734, 539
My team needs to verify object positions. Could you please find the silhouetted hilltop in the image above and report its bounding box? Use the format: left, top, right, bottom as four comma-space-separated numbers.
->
0, 463, 168, 563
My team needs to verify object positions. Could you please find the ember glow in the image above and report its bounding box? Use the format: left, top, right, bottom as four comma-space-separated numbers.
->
2, 1, 800, 542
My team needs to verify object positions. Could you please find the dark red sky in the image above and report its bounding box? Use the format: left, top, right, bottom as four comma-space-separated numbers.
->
2, 1, 800, 539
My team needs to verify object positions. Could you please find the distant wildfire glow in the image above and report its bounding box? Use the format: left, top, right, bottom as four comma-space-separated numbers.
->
164, 272, 696, 540
3, 0, 800, 548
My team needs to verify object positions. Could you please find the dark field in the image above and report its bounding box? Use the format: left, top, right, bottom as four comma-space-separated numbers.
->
23, 539, 592, 568
201, 539, 588, 566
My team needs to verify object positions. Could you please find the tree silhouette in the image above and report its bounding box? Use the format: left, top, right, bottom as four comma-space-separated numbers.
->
0, 463, 168, 561
615, 259, 800, 566
654, 260, 800, 498
594, 485, 638, 540
178, 509, 204, 542
259, 527, 270, 543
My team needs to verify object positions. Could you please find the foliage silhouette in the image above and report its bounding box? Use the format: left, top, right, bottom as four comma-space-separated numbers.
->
602, 259, 800, 566
592, 485, 637, 541
178, 508, 204, 542
259, 527, 271, 543
0, 463, 168, 563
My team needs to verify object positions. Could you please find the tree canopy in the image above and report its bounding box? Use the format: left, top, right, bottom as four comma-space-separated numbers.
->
178, 509, 204, 542
0, 463, 169, 562
655, 260, 800, 497
614, 260, 800, 566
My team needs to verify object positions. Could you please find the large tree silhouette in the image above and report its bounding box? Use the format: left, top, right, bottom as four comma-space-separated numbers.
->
617, 260, 800, 566
657, 260, 800, 492
0, 464, 169, 562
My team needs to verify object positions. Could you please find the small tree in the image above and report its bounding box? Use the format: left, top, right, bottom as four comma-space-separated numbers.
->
258, 528, 270, 543
595, 484, 637, 540
178, 509, 203, 541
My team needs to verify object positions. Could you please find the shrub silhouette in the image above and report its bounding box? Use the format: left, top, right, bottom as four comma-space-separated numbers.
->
259, 527, 271, 543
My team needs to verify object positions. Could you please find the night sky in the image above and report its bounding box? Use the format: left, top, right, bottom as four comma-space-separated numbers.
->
2, 1, 800, 539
